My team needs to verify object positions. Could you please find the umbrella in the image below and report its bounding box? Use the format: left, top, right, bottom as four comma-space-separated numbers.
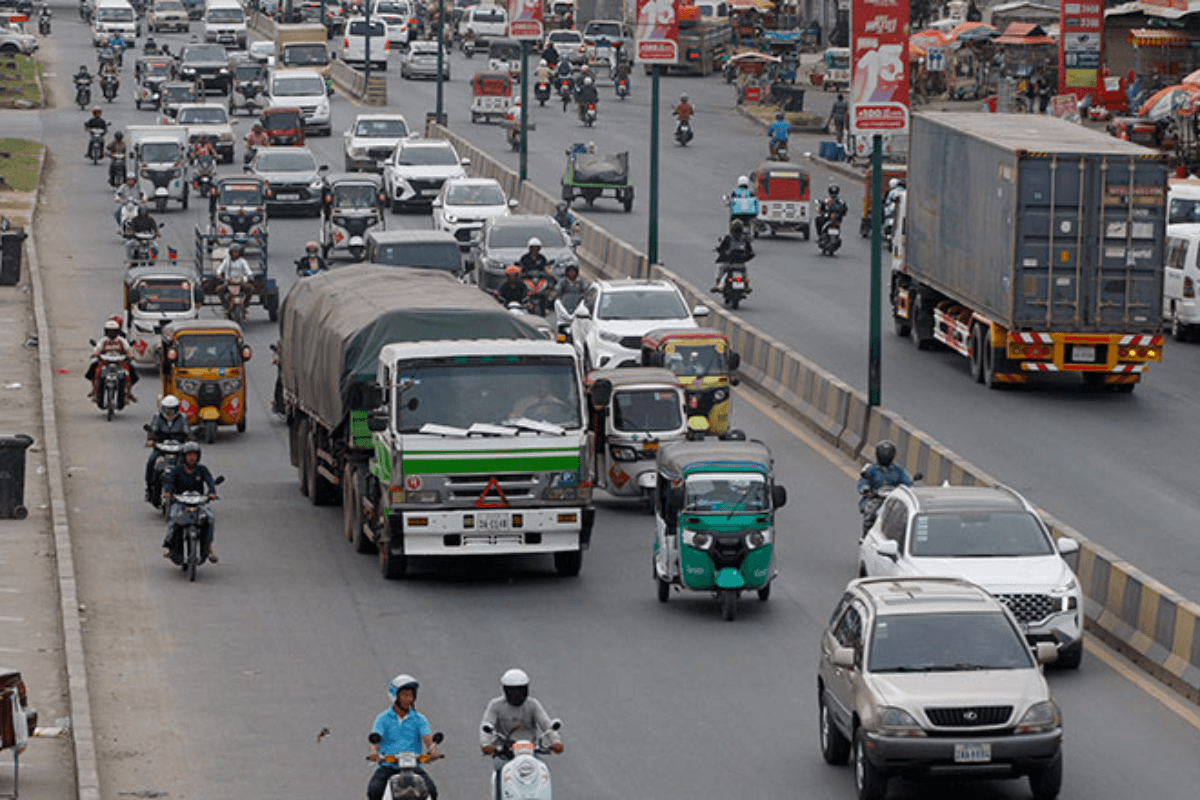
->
1138, 84, 1200, 120
950, 22, 999, 42
1183, 68, 1200, 86
912, 29, 953, 47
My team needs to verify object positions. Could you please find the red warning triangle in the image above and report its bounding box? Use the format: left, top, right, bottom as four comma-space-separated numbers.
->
475, 477, 509, 508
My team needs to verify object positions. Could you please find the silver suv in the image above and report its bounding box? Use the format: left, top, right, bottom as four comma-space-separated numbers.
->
818, 577, 1062, 800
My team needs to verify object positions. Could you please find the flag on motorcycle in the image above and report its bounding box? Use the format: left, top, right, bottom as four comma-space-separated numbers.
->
167, 246, 178, 261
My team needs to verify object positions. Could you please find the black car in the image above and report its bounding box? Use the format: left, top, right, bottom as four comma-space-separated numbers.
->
247, 146, 328, 216
178, 43, 232, 95
470, 215, 580, 293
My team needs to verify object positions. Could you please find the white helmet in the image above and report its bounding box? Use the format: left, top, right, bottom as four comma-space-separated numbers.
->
539, 58, 547, 67
501, 668, 530, 705
888, 178, 899, 190
388, 673, 420, 700
737, 175, 749, 188
501, 668, 529, 687
160, 394, 181, 413
527, 237, 542, 248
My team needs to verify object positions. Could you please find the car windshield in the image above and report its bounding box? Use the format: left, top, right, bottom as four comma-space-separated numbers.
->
611, 388, 681, 432
157, 1, 184, 10
411, 43, 442, 56
598, 289, 689, 321
174, 333, 241, 368
868, 611, 1034, 673
332, 183, 379, 208
184, 45, 226, 61
685, 472, 769, 511
234, 65, 264, 80
908, 511, 1055, 558
354, 118, 408, 137
282, 44, 329, 65
218, 182, 263, 205
474, 8, 505, 21
250, 42, 273, 56
97, 7, 134, 21
256, 151, 316, 172
263, 111, 302, 129
1169, 197, 1200, 223
447, 183, 505, 206
395, 145, 458, 166
163, 86, 196, 102
375, 1, 409, 13
135, 279, 192, 314
179, 107, 228, 124
372, 242, 461, 272
348, 20, 386, 34
273, 75, 325, 95
663, 343, 726, 376
488, 221, 563, 249
586, 22, 621, 37
140, 142, 182, 162
395, 359, 581, 430
207, 7, 243, 21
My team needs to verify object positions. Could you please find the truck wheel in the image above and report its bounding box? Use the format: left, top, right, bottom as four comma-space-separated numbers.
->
342, 463, 364, 545
969, 325, 986, 384
296, 420, 310, 494
982, 329, 1005, 391
892, 314, 910, 338
380, 541, 407, 579
909, 293, 932, 350
554, 549, 582, 576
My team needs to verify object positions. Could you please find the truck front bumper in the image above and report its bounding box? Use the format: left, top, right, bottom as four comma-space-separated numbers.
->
397, 507, 584, 556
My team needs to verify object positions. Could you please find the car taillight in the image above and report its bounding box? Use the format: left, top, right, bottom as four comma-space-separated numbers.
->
408, 16, 417, 24
1186, 276, 1196, 299
343, 38, 349, 47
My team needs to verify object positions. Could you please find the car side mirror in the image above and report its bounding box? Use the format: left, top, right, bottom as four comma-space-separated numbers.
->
1034, 642, 1058, 665
367, 409, 389, 432
431, 199, 442, 207
692, 305, 710, 317
876, 539, 899, 559
319, 164, 330, 172
831, 646, 856, 669
507, 198, 519, 208
460, 158, 471, 166
1056, 536, 1079, 556
771, 484, 787, 509
549, 719, 562, 732
573, 304, 591, 319
128, 287, 141, 303
361, 382, 384, 409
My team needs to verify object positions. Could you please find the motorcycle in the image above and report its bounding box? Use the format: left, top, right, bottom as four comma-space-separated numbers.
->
816, 209, 844, 256
713, 237, 754, 310
768, 137, 789, 162
74, 77, 92, 109
463, 38, 476, 58
366, 731, 444, 800
859, 471, 922, 539
615, 76, 629, 100
38, 8, 51, 35
580, 102, 597, 127
164, 476, 224, 582
221, 276, 249, 323
126, 228, 160, 263
295, 255, 327, 277
87, 128, 106, 164
91, 351, 129, 421
523, 272, 553, 316
101, 73, 119, 102
108, 154, 127, 187
144, 435, 187, 515
481, 720, 562, 800
191, 154, 217, 198
557, 75, 573, 105
534, 80, 550, 106
674, 118, 693, 146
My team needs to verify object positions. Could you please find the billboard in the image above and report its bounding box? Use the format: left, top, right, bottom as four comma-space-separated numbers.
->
635, 0, 678, 63
1059, 1, 1103, 94
508, 0, 543, 40
850, 0, 910, 134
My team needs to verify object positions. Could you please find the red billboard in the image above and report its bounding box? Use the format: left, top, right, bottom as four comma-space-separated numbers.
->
635, 0, 679, 63
849, 0, 910, 134
508, 0, 544, 41
1059, 1, 1103, 96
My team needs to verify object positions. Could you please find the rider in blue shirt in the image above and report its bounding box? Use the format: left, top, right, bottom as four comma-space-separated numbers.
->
767, 111, 790, 158
856, 440, 912, 515
368, 674, 439, 800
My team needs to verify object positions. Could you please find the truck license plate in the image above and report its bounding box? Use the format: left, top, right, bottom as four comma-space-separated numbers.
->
476, 512, 509, 531
954, 743, 991, 763
1072, 346, 1096, 363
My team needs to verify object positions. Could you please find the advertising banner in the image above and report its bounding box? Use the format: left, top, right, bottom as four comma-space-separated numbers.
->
635, 0, 679, 63
508, 0, 544, 41
849, 0, 910, 134
1059, 1, 1103, 94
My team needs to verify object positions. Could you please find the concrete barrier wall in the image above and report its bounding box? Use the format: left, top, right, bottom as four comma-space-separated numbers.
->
423, 121, 1200, 702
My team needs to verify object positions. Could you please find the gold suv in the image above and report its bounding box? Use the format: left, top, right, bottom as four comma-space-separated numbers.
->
818, 577, 1063, 800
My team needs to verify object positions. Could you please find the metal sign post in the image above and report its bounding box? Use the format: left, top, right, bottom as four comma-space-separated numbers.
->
634, 0, 679, 267
508, 0, 544, 184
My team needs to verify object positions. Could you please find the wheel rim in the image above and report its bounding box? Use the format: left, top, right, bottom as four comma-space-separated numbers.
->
854, 737, 865, 791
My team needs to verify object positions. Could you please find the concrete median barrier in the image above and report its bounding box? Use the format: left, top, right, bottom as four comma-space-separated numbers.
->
424, 121, 1200, 703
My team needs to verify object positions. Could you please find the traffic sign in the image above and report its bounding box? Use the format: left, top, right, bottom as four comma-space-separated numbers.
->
927, 47, 946, 72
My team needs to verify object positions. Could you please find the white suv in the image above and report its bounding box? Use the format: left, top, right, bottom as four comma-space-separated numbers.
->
858, 484, 1084, 668
570, 280, 709, 371
382, 138, 468, 212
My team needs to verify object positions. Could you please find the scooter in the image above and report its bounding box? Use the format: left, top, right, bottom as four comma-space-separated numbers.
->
859, 471, 922, 539
191, 153, 216, 197
768, 137, 789, 162
534, 80, 550, 106
92, 351, 129, 421
463, 37, 476, 58
221, 276, 250, 323
144, 435, 187, 515
615, 75, 629, 100
366, 731, 444, 800
523, 272, 552, 316
557, 76, 573, 105
101, 73, 120, 102
75, 77, 92, 109
716, 263, 750, 310
580, 102, 597, 128
674, 118, 693, 146
108, 154, 127, 187
482, 720, 561, 800
38, 8, 51, 35
87, 128, 106, 164
163, 476, 224, 582
817, 213, 843, 256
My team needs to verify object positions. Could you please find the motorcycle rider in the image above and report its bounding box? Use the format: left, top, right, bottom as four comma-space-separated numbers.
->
541, 42, 559, 68
767, 110, 790, 159
613, 55, 631, 91
533, 58, 553, 86
161, 442, 218, 563
86, 318, 139, 402
551, 201, 578, 234
815, 184, 847, 244
295, 241, 328, 276
728, 174, 758, 227
856, 439, 912, 525
575, 75, 599, 122
144, 394, 190, 503
99, 54, 120, 94
555, 263, 589, 315
84, 107, 109, 158
479, 669, 563, 787
673, 93, 694, 122
713, 219, 754, 291
367, 674, 440, 800
113, 174, 145, 231
243, 122, 270, 165
216, 243, 255, 310
518, 237, 549, 278
495, 265, 529, 306
106, 130, 127, 186
124, 204, 160, 262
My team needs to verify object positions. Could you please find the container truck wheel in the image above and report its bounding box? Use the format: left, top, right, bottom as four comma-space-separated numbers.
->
909, 293, 932, 350
969, 325, 986, 384
982, 329, 1004, 391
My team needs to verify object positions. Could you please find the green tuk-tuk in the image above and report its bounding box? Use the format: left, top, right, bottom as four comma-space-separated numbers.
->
652, 435, 787, 620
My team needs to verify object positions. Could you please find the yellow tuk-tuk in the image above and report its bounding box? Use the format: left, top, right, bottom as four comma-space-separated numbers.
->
160, 319, 252, 443
640, 328, 740, 435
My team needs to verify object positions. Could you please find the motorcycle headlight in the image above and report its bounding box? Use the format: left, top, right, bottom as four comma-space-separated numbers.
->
218, 377, 243, 394
175, 378, 201, 394
682, 529, 711, 550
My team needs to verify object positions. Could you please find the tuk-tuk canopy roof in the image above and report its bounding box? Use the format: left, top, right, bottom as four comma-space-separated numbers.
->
262, 107, 304, 126
641, 327, 729, 349
123, 264, 197, 287
657, 438, 773, 478
752, 160, 807, 178
162, 318, 245, 340
324, 172, 384, 190
586, 366, 684, 391
472, 72, 513, 94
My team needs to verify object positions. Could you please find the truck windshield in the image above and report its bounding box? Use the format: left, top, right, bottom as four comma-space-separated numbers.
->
684, 472, 768, 512
174, 333, 240, 368
136, 279, 193, 313
97, 7, 135, 21
283, 43, 329, 65
395, 358, 581, 430
140, 142, 181, 162
612, 389, 681, 432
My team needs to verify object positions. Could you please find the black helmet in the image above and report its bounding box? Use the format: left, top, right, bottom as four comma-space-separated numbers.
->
556, 201, 568, 214
828, 185, 840, 197
875, 440, 896, 467
775, 111, 784, 121
730, 219, 745, 236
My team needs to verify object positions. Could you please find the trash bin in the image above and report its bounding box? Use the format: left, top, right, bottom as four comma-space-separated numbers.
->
0, 435, 34, 520
0, 227, 27, 287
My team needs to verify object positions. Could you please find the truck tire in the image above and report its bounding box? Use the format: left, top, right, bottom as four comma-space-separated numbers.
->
909, 292, 932, 350
379, 536, 407, 579
297, 420, 312, 496
342, 463, 360, 543
982, 329, 1005, 391
969, 325, 986, 383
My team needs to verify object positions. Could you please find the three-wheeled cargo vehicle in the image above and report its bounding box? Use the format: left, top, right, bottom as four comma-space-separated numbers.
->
748, 160, 810, 239
123, 263, 203, 368
194, 225, 278, 320
134, 55, 175, 109
160, 319, 252, 442
586, 367, 690, 502
319, 173, 387, 262
159, 81, 201, 121
487, 37, 522, 76
652, 436, 788, 620
469, 71, 513, 123
128, 124, 191, 211
207, 175, 268, 251
640, 328, 740, 435
561, 143, 633, 211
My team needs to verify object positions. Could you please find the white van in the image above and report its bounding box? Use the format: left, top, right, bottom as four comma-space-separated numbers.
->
458, 3, 507, 44
341, 16, 389, 71
1168, 177, 1200, 224
373, 0, 417, 46
203, 0, 247, 49
92, 0, 138, 45
268, 68, 332, 136
1164, 223, 1200, 341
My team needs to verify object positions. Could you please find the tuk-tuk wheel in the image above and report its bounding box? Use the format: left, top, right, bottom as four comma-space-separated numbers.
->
802, 224, 810, 241
720, 590, 737, 621
203, 419, 216, 444
236, 419, 246, 433
757, 584, 771, 602
656, 577, 670, 603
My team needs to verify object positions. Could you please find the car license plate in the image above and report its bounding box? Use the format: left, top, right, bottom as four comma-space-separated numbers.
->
954, 743, 991, 763
277, 193, 300, 200
1073, 346, 1095, 363
476, 512, 509, 531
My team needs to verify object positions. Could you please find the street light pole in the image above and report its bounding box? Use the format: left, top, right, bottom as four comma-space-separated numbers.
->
363, 0, 372, 87
648, 64, 659, 268
868, 134, 882, 406
435, 0, 445, 122
519, 41, 530, 181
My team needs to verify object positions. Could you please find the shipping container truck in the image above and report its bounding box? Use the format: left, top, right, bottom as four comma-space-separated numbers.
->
276, 267, 594, 578
890, 113, 1167, 391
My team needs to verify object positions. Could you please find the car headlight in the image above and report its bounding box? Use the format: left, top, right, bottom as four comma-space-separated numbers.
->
610, 445, 637, 462
1015, 701, 1060, 734
445, 213, 457, 224
349, 146, 366, 157
219, 67, 229, 73
877, 707, 925, 737
219, 378, 243, 394
682, 529, 711, 550
309, 179, 324, 189
1051, 578, 1079, 612
175, 378, 201, 394
599, 330, 620, 343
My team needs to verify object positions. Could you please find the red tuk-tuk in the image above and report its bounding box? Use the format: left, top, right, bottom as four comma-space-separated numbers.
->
748, 161, 810, 239
469, 71, 513, 123
261, 107, 306, 146
860, 164, 906, 237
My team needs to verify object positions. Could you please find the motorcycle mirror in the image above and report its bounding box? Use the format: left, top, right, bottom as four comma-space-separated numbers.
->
772, 484, 788, 509
143, 423, 151, 432
431, 732, 444, 744
570, 236, 581, 248
89, 338, 97, 346
368, 732, 383, 745
480, 723, 495, 735
549, 719, 562, 731
214, 475, 226, 485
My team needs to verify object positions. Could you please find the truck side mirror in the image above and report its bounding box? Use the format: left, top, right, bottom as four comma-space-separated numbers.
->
367, 409, 389, 432
772, 485, 787, 509
127, 287, 141, 304
361, 382, 384, 409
